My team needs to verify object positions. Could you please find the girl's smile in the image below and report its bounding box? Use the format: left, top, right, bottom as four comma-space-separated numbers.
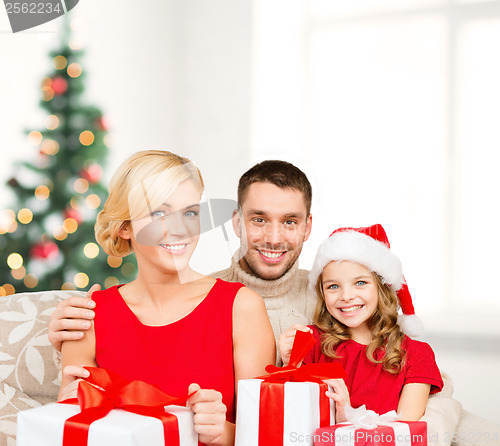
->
337, 304, 364, 314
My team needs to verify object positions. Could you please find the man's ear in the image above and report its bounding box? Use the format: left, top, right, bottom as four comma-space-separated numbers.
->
118, 221, 132, 240
303, 213, 313, 242
231, 209, 242, 239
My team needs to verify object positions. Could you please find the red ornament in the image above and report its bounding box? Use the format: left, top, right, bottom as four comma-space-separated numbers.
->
64, 207, 83, 224
80, 164, 102, 184
95, 116, 108, 131
51, 76, 68, 95
30, 241, 59, 260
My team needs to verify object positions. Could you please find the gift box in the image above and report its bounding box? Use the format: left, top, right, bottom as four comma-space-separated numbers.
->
17, 367, 197, 446
235, 331, 346, 446
17, 403, 197, 446
314, 406, 427, 446
235, 379, 336, 446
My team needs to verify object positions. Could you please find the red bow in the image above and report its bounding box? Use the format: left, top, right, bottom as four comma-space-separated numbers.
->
62, 367, 187, 446
258, 329, 346, 383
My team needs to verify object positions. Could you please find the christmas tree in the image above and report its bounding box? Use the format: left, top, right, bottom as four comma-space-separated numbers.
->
0, 17, 137, 295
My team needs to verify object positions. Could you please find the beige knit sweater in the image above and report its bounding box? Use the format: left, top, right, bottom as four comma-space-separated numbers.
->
213, 253, 500, 446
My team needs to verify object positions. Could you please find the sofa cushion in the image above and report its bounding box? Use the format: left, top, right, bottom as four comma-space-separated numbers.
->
0, 383, 44, 445
0, 290, 85, 443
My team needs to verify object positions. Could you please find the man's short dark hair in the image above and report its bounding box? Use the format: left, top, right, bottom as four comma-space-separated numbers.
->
237, 160, 312, 215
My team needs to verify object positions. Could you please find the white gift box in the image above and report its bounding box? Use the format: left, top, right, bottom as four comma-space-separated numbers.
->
17, 402, 198, 446
235, 379, 335, 446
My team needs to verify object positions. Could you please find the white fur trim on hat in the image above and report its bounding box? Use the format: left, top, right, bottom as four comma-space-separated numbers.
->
308, 230, 404, 292
398, 314, 424, 337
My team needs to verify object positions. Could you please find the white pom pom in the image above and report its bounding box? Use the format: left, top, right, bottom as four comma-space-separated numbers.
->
398, 314, 424, 337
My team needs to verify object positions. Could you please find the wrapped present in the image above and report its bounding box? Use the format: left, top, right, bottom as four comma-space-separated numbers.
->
314, 405, 427, 446
17, 403, 196, 446
235, 330, 346, 446
17, 367, 197, 446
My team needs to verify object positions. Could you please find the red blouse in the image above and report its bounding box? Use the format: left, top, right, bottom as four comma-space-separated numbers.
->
302, 326, 443, 414
92, 279, 244, 423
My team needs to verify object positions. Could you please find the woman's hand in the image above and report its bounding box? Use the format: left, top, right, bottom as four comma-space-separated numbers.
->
48, 284, 100, 351
187, 383, 230, 446
58, 365, 90, 401
323, 378, 351, 423
278, 324, 312, 366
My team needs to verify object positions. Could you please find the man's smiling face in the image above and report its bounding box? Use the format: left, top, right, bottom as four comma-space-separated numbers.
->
233, 182, 312, 280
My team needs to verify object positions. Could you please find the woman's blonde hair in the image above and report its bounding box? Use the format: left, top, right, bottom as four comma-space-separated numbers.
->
314, 265, 406, 374
95, 150, 204, 257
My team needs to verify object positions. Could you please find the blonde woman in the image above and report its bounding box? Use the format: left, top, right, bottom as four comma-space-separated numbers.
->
59, 150, 275, 446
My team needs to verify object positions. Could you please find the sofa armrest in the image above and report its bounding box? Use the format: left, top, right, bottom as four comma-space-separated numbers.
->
0, 289, 86, 441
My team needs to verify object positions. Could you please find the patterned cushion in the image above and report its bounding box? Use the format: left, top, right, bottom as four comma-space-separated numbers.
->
0, 290, 85, 444
0, 384, 43, 445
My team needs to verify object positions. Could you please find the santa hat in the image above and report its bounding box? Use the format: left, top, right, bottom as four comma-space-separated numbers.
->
308, 224, 423, 336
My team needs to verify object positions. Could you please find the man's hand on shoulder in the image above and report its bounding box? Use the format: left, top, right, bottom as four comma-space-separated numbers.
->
48, 283, 100, 352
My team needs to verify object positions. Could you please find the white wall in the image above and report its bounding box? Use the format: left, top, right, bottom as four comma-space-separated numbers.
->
169, 0, 253, 199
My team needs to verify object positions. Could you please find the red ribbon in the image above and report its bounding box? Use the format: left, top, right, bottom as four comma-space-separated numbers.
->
257, 330, 346, 446
61, 367, 187, 446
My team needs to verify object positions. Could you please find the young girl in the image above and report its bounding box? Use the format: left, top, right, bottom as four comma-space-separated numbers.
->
58, 150, 275, 446
279, 224, 443, 422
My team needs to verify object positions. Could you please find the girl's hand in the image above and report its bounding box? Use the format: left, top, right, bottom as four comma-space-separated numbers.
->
278, 324, 312, 366
323, 378, 350, 423
58, 365, 90, 401
187, 383, 229, 445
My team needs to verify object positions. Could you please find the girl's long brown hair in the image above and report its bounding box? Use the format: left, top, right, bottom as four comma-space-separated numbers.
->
314, 268, 406, 374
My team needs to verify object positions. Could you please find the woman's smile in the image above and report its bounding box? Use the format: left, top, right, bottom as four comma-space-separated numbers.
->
159, 242, 189, 255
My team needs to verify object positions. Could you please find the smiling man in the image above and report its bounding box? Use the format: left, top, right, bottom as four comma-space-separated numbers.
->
235, 181, 310, 280
214, 161, 317, 360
